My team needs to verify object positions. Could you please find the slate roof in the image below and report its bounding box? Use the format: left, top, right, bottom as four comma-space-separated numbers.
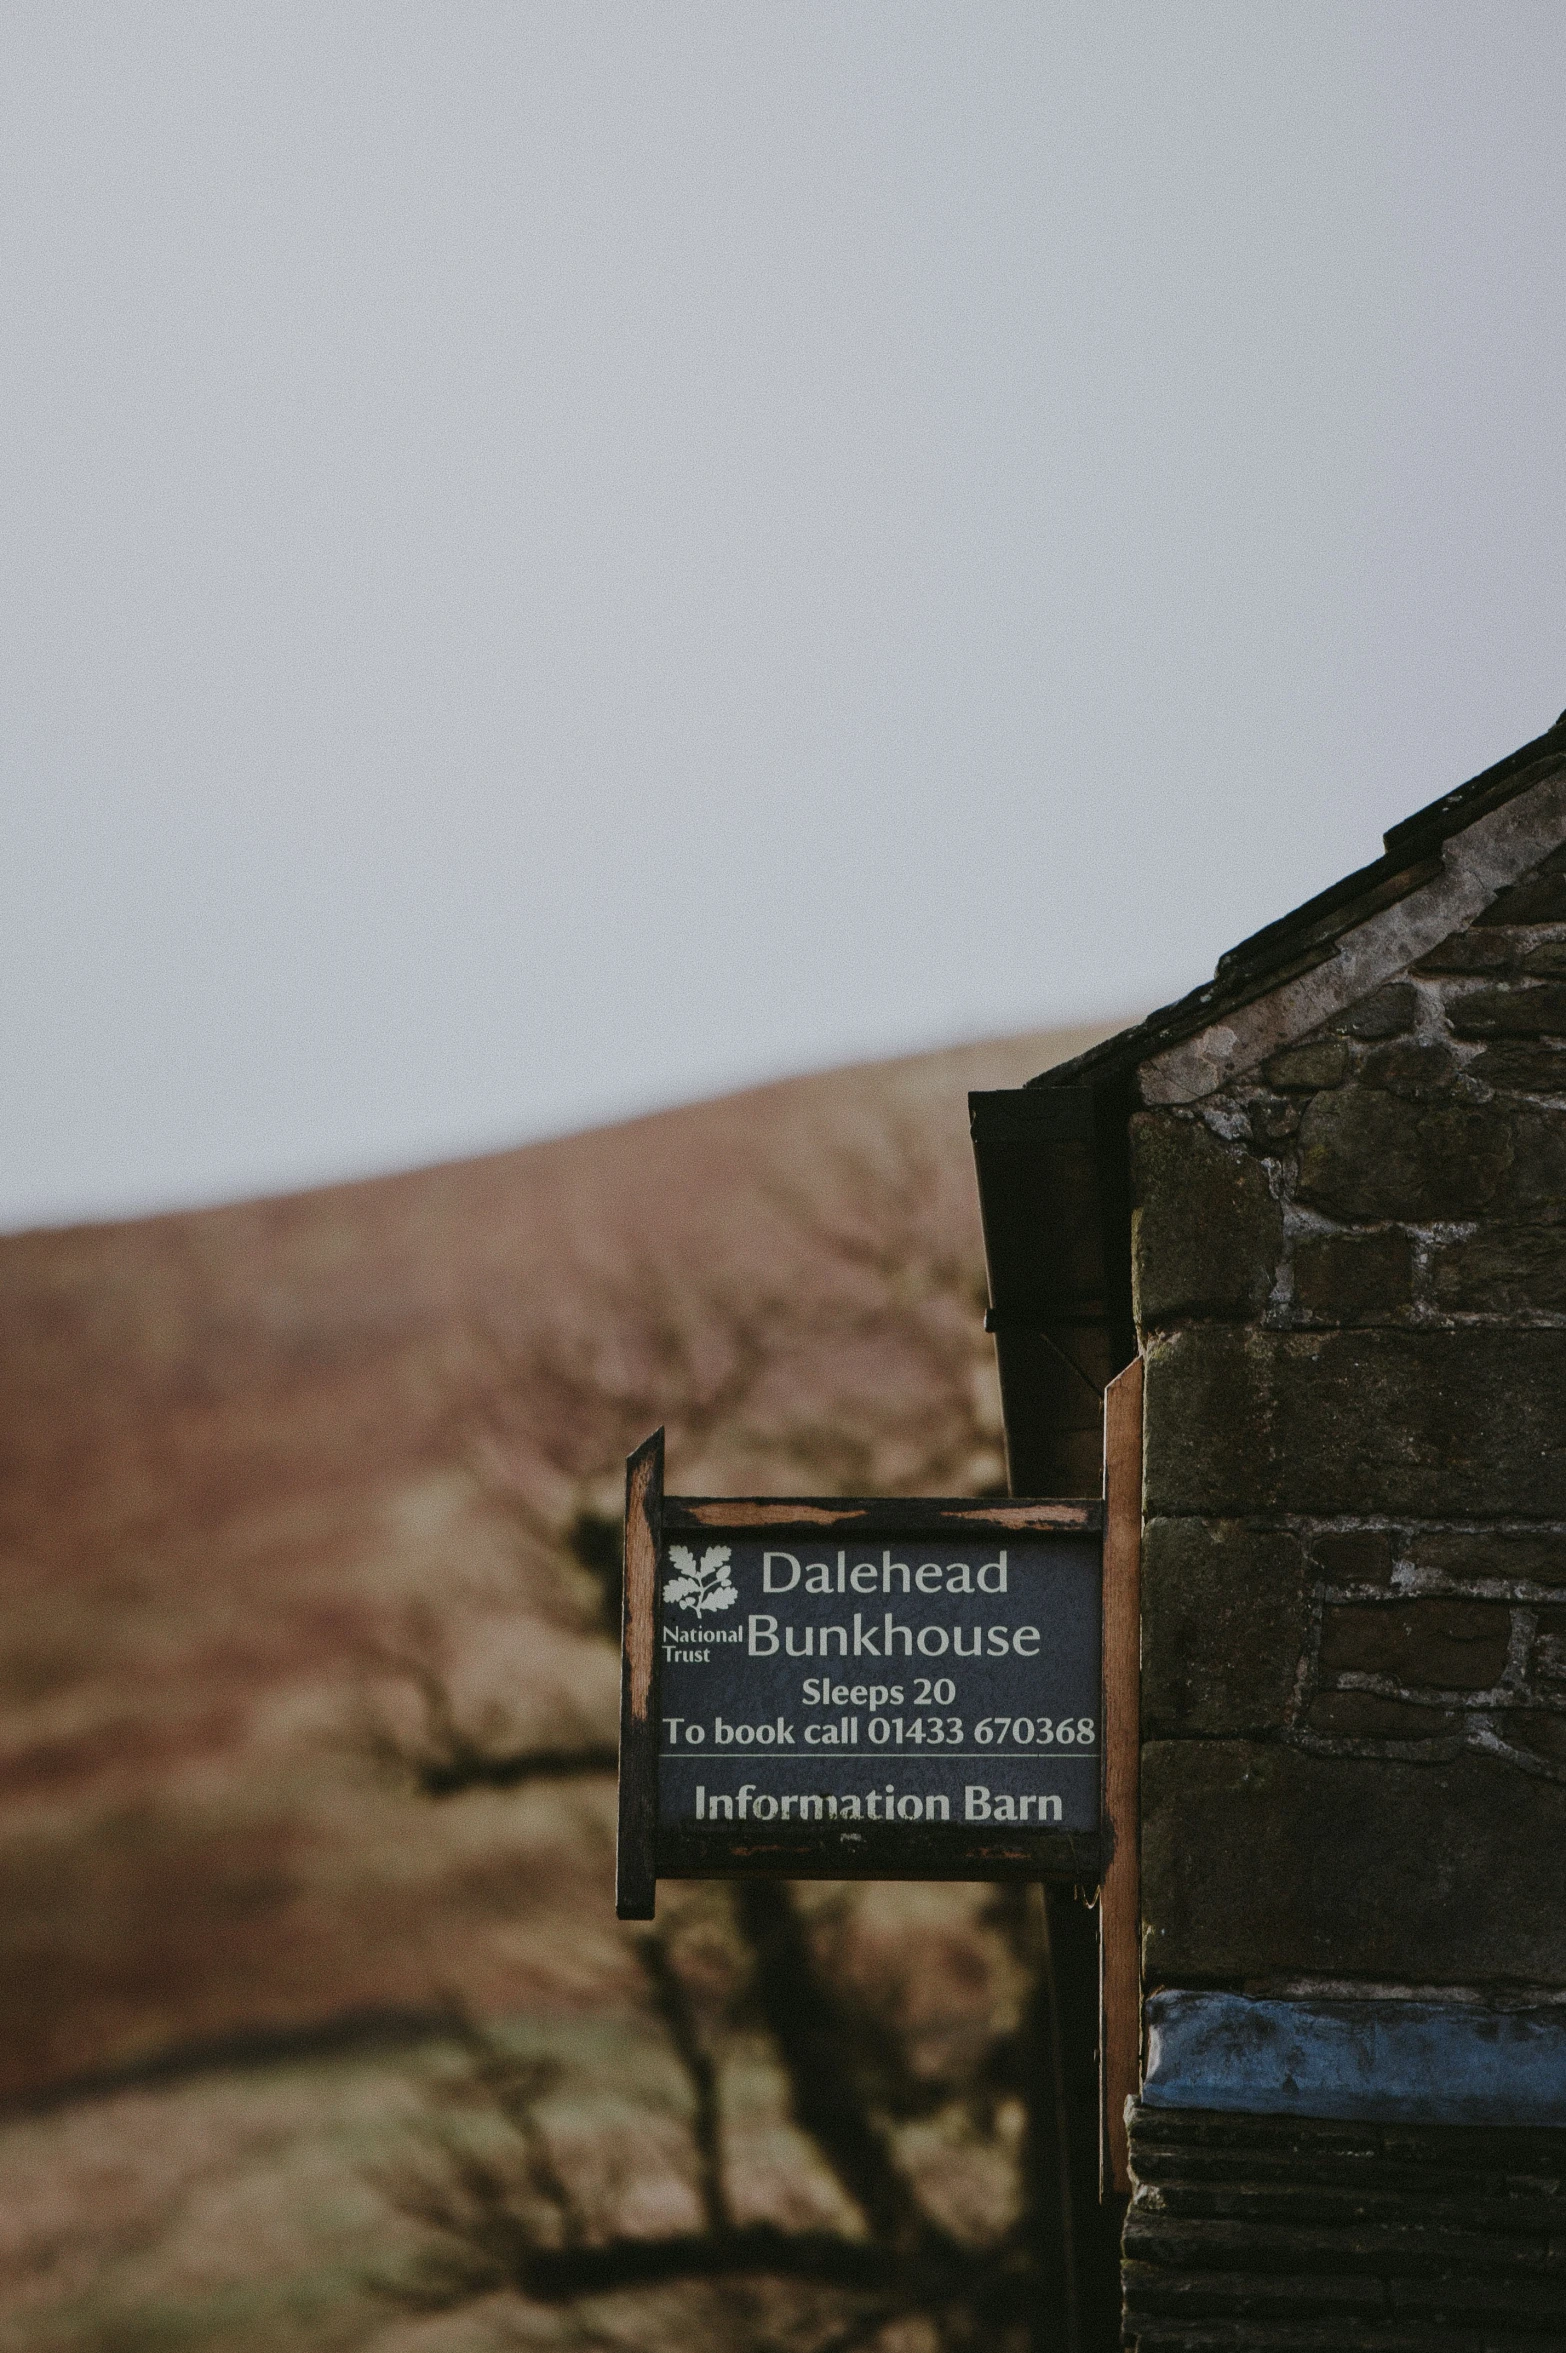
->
1030, 707, 1566, 1096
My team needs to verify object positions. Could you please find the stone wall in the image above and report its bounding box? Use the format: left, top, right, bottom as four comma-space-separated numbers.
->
1123, 2100, 1566, 2349
1135, 841, 1566, 1991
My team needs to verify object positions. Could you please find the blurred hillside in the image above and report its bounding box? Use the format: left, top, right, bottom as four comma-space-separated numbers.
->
0, 1020, 1120, 2351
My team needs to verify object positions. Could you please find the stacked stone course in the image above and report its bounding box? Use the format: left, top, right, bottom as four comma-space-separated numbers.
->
1122, 2101, 1566, 2349
970, 740, 1566, 2346
1124, 851, 1566, 2346
1134, 841, 1566, 1988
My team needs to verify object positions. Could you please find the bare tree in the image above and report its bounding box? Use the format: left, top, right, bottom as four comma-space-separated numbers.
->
359, 1114, 1006, 1809
470, 1111, 1007, 1524
381, 1882, 1079, 2353
359, 1114, 1106, 2347
356, 1602, 618, 1798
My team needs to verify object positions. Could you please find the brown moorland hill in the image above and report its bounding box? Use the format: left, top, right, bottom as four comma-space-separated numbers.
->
0, 1023, 1120, 2110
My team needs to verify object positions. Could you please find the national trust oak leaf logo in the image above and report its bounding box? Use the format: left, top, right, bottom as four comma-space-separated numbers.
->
663, 1544, 738, 1615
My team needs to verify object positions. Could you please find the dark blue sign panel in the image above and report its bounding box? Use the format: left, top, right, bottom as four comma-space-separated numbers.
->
654, 1525, 1100, 1872
615, 1431, 1106, 1910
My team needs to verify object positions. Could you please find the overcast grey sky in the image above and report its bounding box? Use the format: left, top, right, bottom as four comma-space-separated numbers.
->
5, 3, 1566, 1230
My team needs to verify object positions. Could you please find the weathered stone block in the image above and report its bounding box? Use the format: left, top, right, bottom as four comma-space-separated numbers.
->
1474, 856, 1566, 925
1523, 939, 1566, 975
1331, 982, 1418, 1039
1409, 1530, 1566, 1588
1311, 1529, 1396, 1585
1506, 1107, 1566, 1210
1119, 2250, 1381, 2319
1448, 980, 1566, 1036
1430, 1224, 1566, 1314
1414, 928, 1518, 974
1246, 1091, 1300, 1144
1295, 1087, 1511, 1221
1131, 2097, 1566, 2178
1529, 1610, 1566, 1684
1131, 1113, 1283, 1327
1498, 1710, 1566, 1765
1264, 1038, 1351, 1091
1318, 1600, 1512, 1689
1293, 1229, 1413, 1322
1142, 1519, 1310, 1739
1141, 1741, 1566, 1981
1392, 2269, 1566, 2321
1303, 1691, 1463, 1741
1359, 1039, 1460, 1100
1468, 1039, 1566, 1094
1143, 1327, 1566, 1519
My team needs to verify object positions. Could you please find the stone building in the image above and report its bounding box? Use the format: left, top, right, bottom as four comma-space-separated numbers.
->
971, 712, 1566, 2348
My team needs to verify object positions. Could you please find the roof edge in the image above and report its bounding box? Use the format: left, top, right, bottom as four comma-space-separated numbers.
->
1028, 709, 1566, 1099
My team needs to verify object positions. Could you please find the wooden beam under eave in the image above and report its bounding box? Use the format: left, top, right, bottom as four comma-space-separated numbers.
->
617, 1429, 664, 1921
1100, 1355, 1143, 2197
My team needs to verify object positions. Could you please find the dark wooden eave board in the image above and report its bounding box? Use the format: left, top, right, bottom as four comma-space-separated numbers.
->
969, 1085, 1136, 1495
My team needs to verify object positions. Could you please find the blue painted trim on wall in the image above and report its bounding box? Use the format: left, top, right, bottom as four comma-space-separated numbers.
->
1142, 1991, 1566, 2126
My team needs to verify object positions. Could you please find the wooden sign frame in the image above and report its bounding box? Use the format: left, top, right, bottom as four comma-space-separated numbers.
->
617, 1435, 1105, 1918
618, 1387, 1145, 2204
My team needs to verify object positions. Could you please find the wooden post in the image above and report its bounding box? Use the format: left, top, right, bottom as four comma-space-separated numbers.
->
616, 1429, 664, 1920
1100, 1356, 1143, 2196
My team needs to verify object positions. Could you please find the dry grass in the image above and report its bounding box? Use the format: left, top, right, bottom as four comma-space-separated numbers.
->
0, 1879, 1038, 2353
0, 1021, 1127, 2348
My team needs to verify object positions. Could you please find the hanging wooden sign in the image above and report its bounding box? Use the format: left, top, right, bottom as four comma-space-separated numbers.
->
616, 1431, 1104, 1918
